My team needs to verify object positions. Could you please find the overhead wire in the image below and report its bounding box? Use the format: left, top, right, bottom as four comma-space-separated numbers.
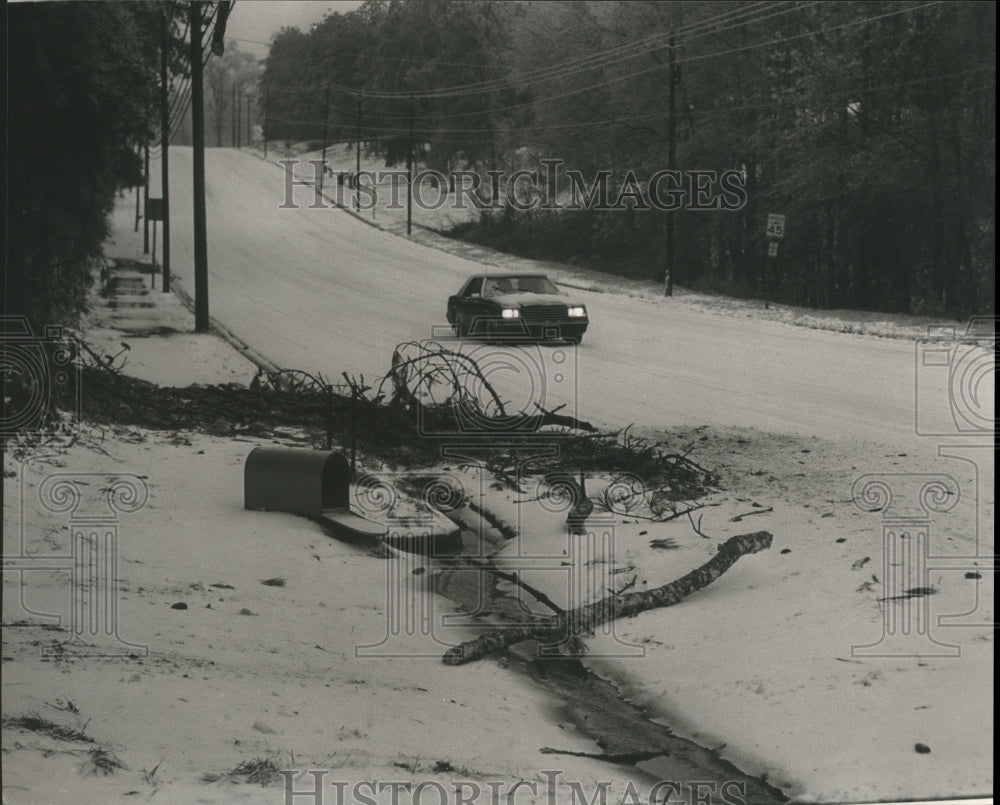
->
260, 58, 993, 143
262, 0, 795, 101
676, 0, 946, 68
249, 0, 982, 162
260, 0, 939, 134
263, 0, 951, 121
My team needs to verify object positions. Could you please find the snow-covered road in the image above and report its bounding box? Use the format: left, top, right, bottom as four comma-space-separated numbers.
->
155, 147, 950, 449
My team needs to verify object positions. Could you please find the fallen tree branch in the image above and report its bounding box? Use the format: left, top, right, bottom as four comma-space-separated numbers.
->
687, 510, 711, 538
538, 747, 662, 764
442, 531, 772, 665
439, 556, 566, 618
610, 574, 638, 596
730, 506, 773, 522
531, 402, 598, 433
382, 341, 507, 416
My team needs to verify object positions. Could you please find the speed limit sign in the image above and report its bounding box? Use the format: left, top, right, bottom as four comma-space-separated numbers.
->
766, 213, 785, 239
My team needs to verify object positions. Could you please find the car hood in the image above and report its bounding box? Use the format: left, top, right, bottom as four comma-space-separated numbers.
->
487, 293, 581, 307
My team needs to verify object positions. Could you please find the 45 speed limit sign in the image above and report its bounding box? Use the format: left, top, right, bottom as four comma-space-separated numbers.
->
766, 213, 785, 239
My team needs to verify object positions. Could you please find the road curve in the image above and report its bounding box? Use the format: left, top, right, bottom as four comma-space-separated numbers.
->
156, 148, 967, 449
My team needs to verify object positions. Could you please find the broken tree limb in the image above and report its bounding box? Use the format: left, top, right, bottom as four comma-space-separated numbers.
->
442, 531, 773, 665
439, 555, 566, 617
730, 506, 774, 522
531, 403, 599, 433
383, 341, 507, 416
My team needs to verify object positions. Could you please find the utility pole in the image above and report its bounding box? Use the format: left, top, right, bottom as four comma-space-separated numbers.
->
134, 142, 141, 232
151, 218, 158, 288
664, 33, 677, 297
232, 79, 237, 147
160, 10, 171, 292
246, 93, 251, 148
319, 83, 330, 197
355, 92, 362, 210
407, 96, 414, 235
262, 88, 268, 158
191, 0, 210, 332
143, 143, 150, 253
237, 90, 242, 148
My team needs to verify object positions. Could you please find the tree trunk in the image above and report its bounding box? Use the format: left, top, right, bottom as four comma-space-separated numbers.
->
443, 531, 773, 665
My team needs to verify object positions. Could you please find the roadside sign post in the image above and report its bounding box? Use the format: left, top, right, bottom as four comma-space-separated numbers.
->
147, 198, 164, 290
764, 213, 785, 306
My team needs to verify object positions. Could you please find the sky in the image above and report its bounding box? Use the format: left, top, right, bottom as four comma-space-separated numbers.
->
225, 0, 363, 58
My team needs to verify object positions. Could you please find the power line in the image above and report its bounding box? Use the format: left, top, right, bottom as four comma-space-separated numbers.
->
260, 58, 993, 142
257, 0, 979, 163
261, 0, 943, 111
675, 0, 946, 69
200, 2, 221, 68
261, 1, 798, 102
169, 78, 194, 136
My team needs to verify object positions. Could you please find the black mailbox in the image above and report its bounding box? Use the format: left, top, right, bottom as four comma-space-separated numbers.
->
244, 447, 350, 517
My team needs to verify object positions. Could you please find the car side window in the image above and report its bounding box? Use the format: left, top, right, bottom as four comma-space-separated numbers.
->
465, 277, 483, 297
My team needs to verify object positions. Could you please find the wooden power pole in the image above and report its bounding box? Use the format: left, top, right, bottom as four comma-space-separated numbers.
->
407, 96, 414, 235
160, 10, 171, 292
355, 92, 362, 210
191, 1, 209, 332
143, 143, 150, 254
665, 33, 676, 297
319, 84, 330, 197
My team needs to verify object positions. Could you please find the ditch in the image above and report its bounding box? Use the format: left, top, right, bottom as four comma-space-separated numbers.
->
429, 517, 790, 805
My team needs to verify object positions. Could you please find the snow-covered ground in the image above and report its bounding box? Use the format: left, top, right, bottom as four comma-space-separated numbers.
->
2, 147, 993, 805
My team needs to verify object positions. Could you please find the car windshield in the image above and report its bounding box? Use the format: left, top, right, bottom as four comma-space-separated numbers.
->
482, 276, 558, 296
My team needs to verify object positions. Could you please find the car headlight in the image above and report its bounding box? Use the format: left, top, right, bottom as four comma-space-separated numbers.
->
501, 308, 520, 319
567, 306, 586, 318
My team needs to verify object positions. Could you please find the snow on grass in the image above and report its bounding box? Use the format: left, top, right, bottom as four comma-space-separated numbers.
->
3, 427, 655, 805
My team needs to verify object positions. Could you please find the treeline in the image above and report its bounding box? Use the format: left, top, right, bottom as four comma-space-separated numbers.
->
7, 2, 188, 330
262, 0, 528, 169
261, 0, 995, 317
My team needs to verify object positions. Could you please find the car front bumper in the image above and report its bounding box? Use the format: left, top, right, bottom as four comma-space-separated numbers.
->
470, 317, 587, 341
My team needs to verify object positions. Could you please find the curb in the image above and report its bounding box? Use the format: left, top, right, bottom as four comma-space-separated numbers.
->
169, 281, 282, 374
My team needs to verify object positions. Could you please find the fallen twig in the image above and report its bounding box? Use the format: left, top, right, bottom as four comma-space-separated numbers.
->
687, 510, 711, 538
440, 556, 565, 617
729, 506, 773, 522
609, 575, 638, 596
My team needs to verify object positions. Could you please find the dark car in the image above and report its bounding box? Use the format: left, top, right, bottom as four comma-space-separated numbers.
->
446, 273, 589, 344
